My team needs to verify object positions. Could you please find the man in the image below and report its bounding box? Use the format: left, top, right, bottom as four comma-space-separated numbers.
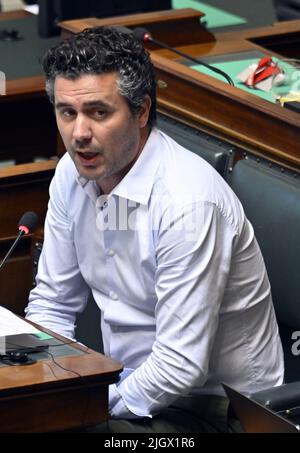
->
25, 26, 284, 433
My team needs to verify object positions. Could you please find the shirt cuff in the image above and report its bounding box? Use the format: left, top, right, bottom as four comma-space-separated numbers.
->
109, 368, 153, 419
109, 383, 138, 419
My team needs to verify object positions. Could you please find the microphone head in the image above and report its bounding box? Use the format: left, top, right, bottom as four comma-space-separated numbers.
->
132, 27, 152, 44
18, 211, 38, 235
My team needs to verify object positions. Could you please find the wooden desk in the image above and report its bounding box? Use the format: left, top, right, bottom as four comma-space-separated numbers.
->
0, 326, 122, 432
60, 8, 300, 171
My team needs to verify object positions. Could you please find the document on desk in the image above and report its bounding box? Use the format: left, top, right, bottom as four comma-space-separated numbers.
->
0, 306, 41, 336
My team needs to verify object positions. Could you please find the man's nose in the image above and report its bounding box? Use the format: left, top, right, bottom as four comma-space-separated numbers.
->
72, 114, 92, 142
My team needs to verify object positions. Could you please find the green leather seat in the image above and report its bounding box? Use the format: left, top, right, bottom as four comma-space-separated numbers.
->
229, 158, 300, 382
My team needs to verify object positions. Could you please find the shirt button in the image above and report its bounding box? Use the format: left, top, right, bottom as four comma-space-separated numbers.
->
108, 249, 115, 257
100, 201, 108, 211
109, 291, 118, 300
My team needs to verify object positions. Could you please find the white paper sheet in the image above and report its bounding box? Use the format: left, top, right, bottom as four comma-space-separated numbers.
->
0, 306, 41, 336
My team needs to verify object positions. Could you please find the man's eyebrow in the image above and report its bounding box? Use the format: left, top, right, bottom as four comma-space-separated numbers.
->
55, 102, 71, 109
55, 100, 111, 109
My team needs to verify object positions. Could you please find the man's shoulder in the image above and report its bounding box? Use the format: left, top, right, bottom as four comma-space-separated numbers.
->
156, 131, 244, 230
157, 131, 230, 200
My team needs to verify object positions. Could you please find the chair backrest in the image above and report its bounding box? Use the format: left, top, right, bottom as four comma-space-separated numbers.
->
75, 293, 103, 352
157, 114, 231, 178
229, 158, 300, 382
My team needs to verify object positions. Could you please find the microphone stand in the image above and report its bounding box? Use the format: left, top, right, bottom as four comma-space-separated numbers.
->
0, 230, 24, 271
148, 36, 235, 86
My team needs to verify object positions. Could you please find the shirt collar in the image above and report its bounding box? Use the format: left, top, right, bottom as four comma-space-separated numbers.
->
112, 128, 161, 205
76, 128, 162, 205
76, 175, 100, 203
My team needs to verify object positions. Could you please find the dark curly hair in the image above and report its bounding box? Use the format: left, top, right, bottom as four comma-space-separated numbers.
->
42, 26, 157, 126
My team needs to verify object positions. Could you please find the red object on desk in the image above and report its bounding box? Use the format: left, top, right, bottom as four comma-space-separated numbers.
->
245, 56, 280, 88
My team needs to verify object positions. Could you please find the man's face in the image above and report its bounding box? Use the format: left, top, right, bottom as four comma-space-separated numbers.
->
54, 72, 151, 193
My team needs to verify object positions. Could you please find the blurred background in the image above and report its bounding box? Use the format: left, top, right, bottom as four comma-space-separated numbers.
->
0, 0, 277, 28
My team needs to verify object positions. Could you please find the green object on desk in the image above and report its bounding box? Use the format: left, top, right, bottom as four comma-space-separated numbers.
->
192, 57, 275, 103
172, 0, 247, 28
34, 332, 53, 340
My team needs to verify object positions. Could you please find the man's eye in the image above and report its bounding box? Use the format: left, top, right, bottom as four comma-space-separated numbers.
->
94, 110, 106, 118
62, 109, 76, 117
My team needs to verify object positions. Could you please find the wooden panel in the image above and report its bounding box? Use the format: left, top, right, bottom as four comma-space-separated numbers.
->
0, 161, 56, 238
5, 75, 45, 97
0, 161, 56, 314
0, 10, 30, 21
60, 8, 215, 49
0, 385, 107, 432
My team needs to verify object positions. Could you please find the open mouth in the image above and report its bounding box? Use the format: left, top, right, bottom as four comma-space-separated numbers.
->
77, 152, 99, 161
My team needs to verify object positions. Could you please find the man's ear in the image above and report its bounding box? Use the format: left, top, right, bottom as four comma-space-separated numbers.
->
138, 95, 152, 128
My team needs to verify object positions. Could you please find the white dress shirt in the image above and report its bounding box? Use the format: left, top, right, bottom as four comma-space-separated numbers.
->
26, 128, 284, 419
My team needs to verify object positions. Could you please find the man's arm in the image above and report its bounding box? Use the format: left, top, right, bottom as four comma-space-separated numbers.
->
25, 162, 90, 339
109, 201, 237, 418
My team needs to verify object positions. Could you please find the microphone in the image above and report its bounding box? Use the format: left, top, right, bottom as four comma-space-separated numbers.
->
0, 211, 38, 271
133, 27, 234, 86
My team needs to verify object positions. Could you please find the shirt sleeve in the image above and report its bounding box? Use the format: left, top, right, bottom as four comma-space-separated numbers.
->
25, 165, 90, 340
109, 201, 238, 418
